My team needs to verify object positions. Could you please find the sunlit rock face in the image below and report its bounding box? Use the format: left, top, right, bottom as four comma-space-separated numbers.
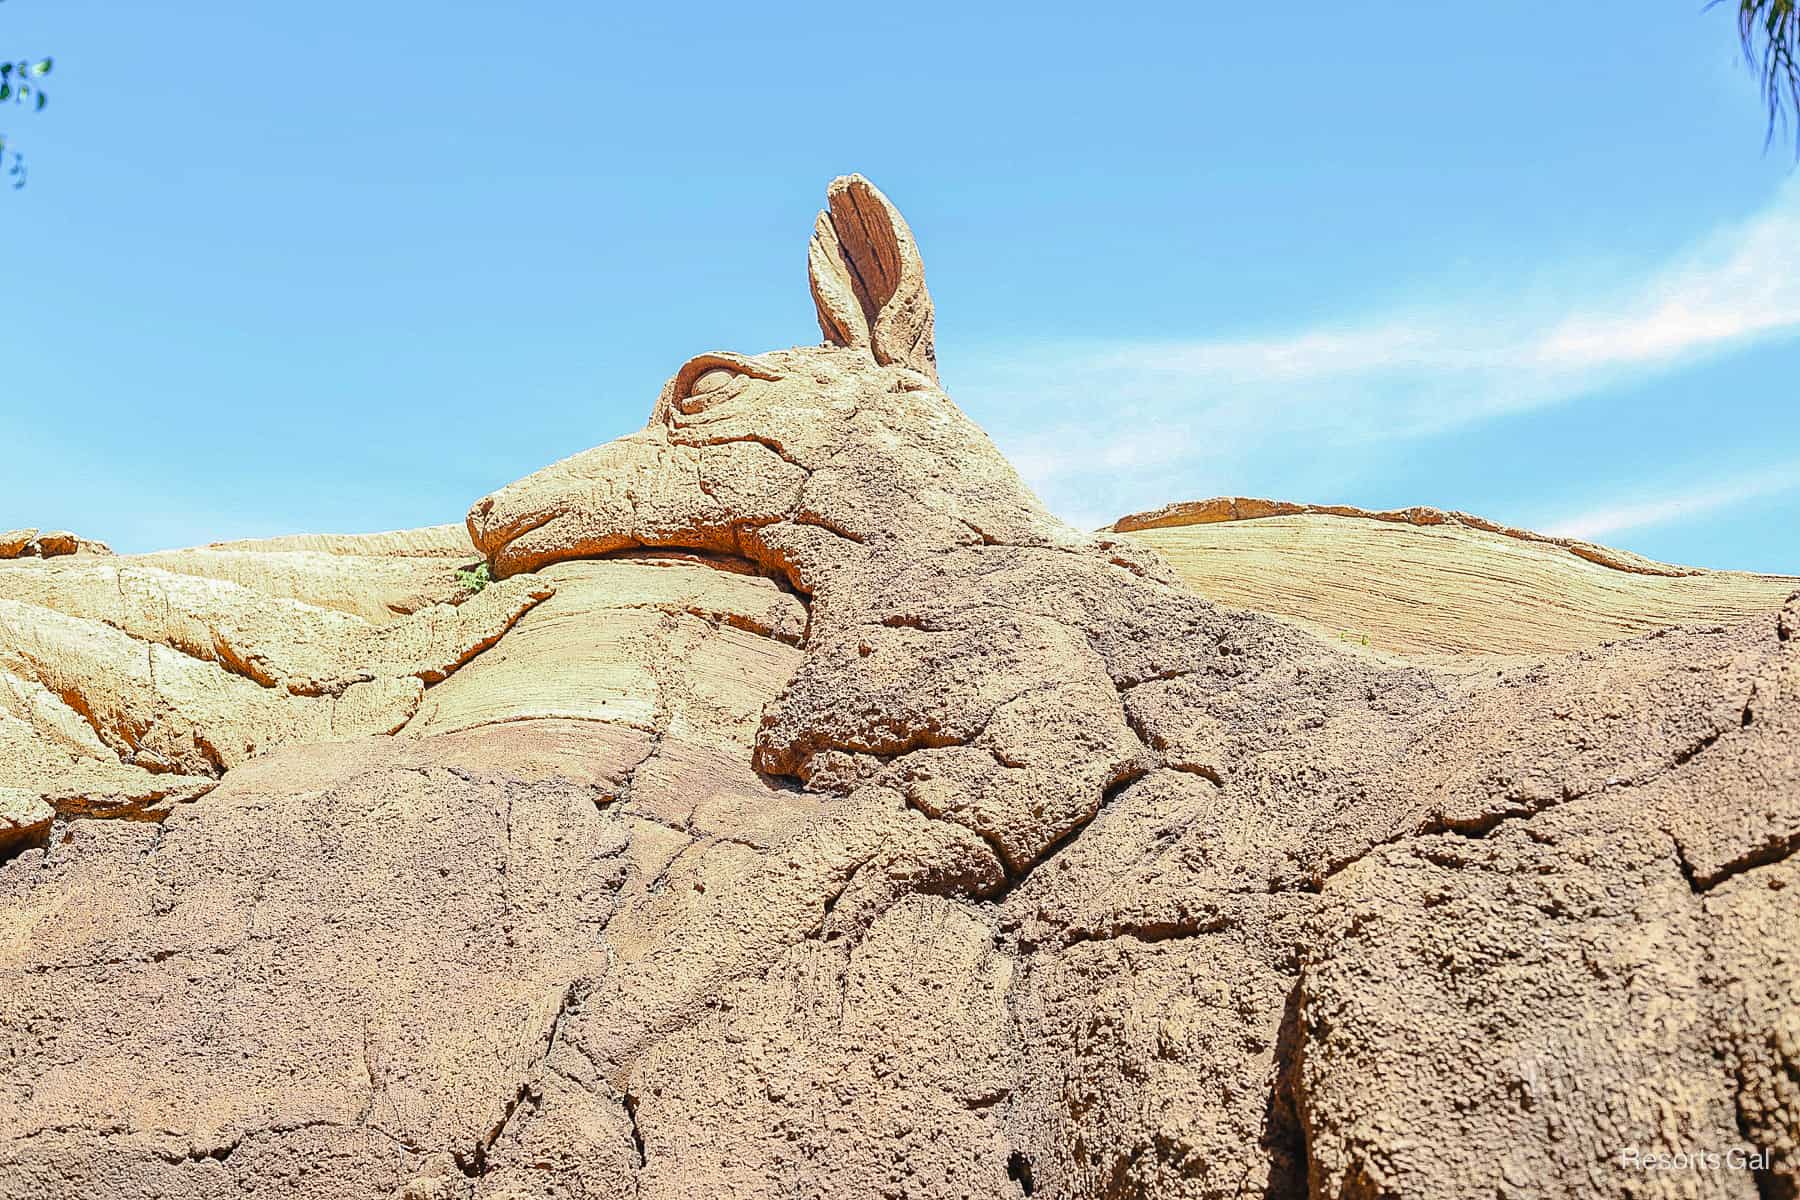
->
2, 175, 1797, 1200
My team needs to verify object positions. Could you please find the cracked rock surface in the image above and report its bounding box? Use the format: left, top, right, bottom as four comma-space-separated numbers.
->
2, 176, 1797, 1199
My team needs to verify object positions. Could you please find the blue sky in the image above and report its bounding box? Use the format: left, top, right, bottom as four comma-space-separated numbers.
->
5, 2, 1798, 571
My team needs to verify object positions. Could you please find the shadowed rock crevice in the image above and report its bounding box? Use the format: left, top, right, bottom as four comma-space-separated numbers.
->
0, 815, 50, 867
1258, 981, 1311, 1200
1685, 827, 1800, 892
623, 1093, 647, 1169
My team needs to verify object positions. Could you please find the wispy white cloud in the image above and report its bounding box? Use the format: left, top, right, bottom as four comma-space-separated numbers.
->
1532, 202, 1800, 371
958, 181, 1800, 527
1543, 463, 1800, 541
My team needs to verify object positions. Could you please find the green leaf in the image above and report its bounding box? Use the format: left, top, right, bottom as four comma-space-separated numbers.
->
30, 59, 49, 77
1, 84, 11, 102
34, 91, 44, 111
1, 64, 11, 78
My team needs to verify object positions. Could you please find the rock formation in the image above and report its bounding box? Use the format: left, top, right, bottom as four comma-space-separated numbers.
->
1117, 498, 1798, 663
0, 528, 114, 559
2, 175, 1795, 1200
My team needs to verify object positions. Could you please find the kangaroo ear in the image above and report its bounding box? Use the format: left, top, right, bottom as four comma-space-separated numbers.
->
809, 175, 938, 382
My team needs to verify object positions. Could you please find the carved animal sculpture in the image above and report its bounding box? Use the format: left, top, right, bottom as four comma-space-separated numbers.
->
0, 175, 1795, 1200
463, 174, 1800, 1198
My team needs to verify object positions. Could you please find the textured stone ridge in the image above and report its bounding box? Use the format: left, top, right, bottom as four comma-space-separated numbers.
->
1111, 495, 1702, 575
1120, 497, 1799, 663
2, 177, 1798, 1200
195, 523, 476, 559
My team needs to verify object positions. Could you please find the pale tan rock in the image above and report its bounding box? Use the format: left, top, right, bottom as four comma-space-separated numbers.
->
0, 596, 432, 775
1121, 499, 1797, 662
0, 553, 549, 788
1111, 495, 1695, 575
199, 523, 475, 558
405, 557, 802, 741
0, 662, 116, 759
0, 558, 551, 695
0, 705, 214, 823
0, 666, 213, 823
127, 547, 469, 622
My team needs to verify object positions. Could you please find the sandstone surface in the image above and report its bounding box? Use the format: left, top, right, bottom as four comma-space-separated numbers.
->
1119, 498, 1798, 663
1, 176, 1795, 1200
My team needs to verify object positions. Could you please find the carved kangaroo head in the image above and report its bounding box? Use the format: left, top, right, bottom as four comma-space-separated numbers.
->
462, 175, 1194, 877
466, 175, 1066, 591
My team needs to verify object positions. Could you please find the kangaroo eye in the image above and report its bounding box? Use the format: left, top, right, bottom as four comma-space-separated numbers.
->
669, 353, 780, 418
675, 365, 747, 415
690, 368, 737, 395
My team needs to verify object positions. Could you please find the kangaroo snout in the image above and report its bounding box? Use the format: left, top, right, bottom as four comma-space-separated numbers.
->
465, 476, 559, 567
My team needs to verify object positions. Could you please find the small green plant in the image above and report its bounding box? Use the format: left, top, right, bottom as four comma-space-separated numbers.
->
455, 562, 492, 593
